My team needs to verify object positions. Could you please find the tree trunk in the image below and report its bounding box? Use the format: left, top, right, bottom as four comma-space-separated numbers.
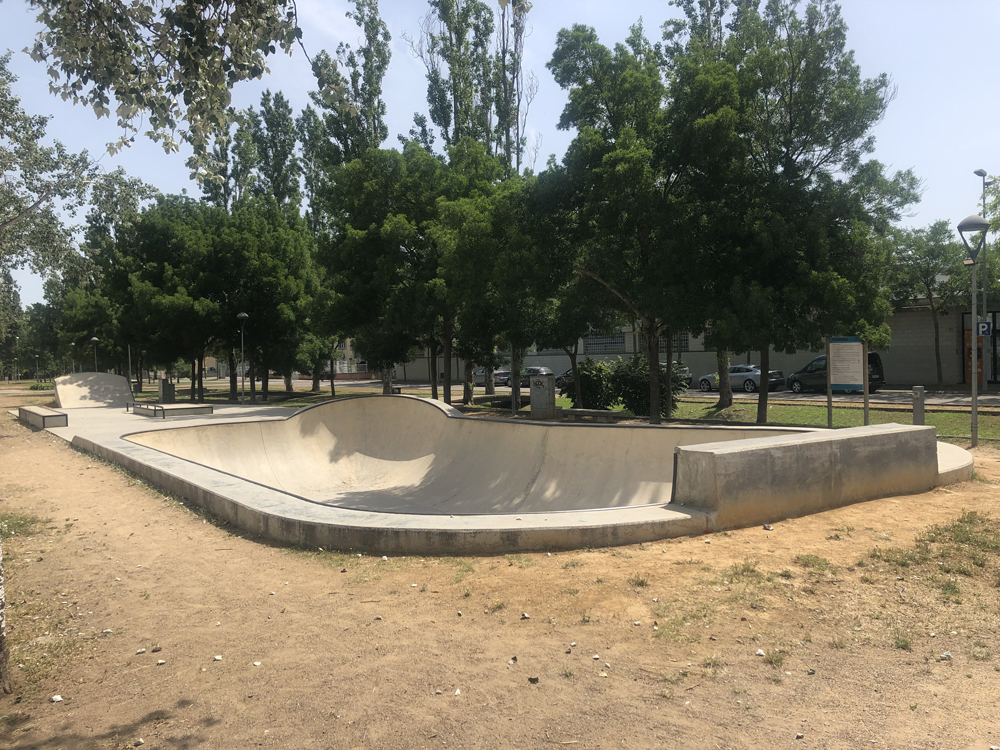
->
0, 530, 12, 694
284, 372, 293, 392
262, 360, 269, 402
135, 351, 143, 394
429, 339, 439, 401
228, 350, 238, 401
190, 358, 197, 402
564, 344, 582, 408
311, 360, 321, 393
715, 348, 732, 409
931, 307, 943, 386
198, 355, 205, 402
511, 346, 522, 415
330, 351, 337, 397
249, 350, 257, 404
485, 368, 495, 396
442, 315, 453, 405
382, 367, 392, 394
756, 345, 770, 424
646, 325, 662, 425
463, 360, 473, 405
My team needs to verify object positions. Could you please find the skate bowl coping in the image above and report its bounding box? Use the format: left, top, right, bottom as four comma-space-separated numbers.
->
55, 372, 134, 409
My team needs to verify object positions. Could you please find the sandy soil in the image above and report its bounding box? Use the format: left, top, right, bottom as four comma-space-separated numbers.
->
2, 392, 1000, 750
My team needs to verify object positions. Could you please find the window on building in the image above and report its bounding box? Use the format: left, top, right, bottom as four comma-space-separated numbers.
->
584, 333, 626, 354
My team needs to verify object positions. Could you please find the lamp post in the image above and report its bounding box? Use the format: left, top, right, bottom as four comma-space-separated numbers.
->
974, 170, 995, 391
237, 312, 248, 404
70, 342, 75, 373
14, 335, 18, 382
959, 214, 991, 448
34, 354, 39, 383
90, 336, 99, 372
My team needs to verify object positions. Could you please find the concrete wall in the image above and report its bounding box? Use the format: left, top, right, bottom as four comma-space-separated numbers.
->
672, 423, 939, 529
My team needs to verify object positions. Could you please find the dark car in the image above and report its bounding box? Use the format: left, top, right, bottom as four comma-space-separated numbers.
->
518, 366, 554, 387
785, 352, 884, 394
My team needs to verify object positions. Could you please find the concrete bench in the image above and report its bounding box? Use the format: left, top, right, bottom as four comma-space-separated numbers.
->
563, 408, 617, 423
18, 405, 68, 429
391, 386, 402, 394
133, 403, 214, 419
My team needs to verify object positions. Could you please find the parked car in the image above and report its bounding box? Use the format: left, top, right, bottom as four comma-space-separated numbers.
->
472, 367, 509, 386
555, 368, 574, 390
518, 366, 554, 387
697, 364, 784, 393
669, 361, 693, 388
785, 352, 884, 394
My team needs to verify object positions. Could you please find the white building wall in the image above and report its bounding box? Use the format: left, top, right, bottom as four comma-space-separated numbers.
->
394, 307, 966, 387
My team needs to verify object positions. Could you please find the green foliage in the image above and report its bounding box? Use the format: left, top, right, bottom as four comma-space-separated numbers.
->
0, 53, 97, 306
566, 357, 615, 410
0, 512, 41, 537
611, 356, 685, 418
26, 0, 347, 175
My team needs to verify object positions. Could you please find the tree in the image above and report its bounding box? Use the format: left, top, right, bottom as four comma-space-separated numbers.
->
26, 0, 349, 175
406, 0, 496, 151
548, 22, 722, 423
201, 115, 259, 212
247, 91, 302, 211
890, 221, 968, 386
668, 0, 919, 423
493, 0, 538, 176
0, 53, 97, 292
320, 144, 444, 393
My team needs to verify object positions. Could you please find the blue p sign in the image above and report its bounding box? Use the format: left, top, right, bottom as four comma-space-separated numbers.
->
977, 321, 992, 337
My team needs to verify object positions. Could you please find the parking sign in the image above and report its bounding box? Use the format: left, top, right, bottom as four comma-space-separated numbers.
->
977, 321, 992, 337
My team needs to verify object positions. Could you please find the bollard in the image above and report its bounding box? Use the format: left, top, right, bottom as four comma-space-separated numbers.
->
912, 386, 925, 426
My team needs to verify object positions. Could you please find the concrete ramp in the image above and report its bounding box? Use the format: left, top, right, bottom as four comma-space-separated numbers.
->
125, 396, 799, 515
55, 372, 134, 409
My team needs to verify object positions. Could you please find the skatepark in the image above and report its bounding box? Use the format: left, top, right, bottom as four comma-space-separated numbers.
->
16, 372, 976, 553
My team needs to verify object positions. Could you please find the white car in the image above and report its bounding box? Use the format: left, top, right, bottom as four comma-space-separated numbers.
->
697, 365, 784, 393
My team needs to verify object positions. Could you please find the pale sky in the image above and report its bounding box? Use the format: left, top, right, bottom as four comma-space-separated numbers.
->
4, 0, 1000, 306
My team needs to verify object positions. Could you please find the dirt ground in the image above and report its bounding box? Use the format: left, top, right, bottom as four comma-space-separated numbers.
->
2, 391, 1000, 750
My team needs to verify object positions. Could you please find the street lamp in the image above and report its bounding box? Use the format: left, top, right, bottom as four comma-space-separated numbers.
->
14, 335, 18, 382
34, 354, 39, 383
959, 214, 991, 448
70, 342, 75, 373
974, 170, 996, 391
90, 336, 99, 372
237, 312, 248, 404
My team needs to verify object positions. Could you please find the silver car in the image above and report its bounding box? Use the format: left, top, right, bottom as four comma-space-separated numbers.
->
697, 365, 784, 393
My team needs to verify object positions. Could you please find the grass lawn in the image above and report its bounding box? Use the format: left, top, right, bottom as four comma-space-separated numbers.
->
673, 398, 988, 440
129, 381, 988, 440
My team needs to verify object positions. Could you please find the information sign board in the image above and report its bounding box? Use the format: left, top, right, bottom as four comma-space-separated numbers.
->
829, 336, 864, 392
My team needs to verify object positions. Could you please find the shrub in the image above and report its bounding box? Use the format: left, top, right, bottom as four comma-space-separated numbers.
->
609, 356, 685, 418
567, 357, 616, 410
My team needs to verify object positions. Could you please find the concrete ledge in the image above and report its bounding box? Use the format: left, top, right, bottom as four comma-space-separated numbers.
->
133, 403, 214, 418
673, 423, 939, 529
18, 405, 68, 429
937, 442, 974, 485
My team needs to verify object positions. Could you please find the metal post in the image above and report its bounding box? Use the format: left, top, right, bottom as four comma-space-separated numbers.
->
241, 326, 245, 404
826, 336, 833, 429
983, 172, 991, 392
912, 386, 925, 426
94, 345, 98, 372
972, 262, 979, 447
862, 340, 870, 426
127, 344, 132, 392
